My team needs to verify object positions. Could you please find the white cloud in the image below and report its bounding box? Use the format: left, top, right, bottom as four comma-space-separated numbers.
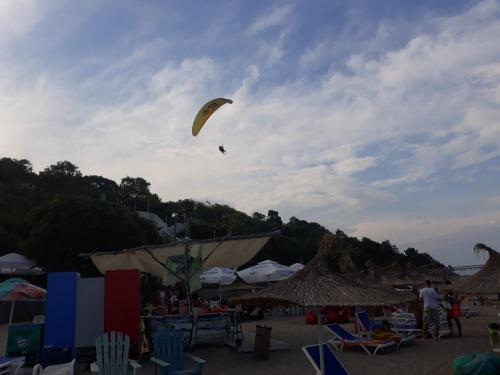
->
247, 4, 293, 35
0, 0, 44, 44
1, 1, 500, 265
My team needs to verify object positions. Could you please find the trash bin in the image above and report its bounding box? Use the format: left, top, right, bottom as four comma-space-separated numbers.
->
253, 325, 272, 360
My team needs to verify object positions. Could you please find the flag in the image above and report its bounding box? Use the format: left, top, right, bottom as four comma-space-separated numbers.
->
188, 244, 203, 291
162, 256, 181, 287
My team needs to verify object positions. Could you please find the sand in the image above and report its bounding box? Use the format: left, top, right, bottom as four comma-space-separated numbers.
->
1, 306, 496, 374
186, 306, 496, 375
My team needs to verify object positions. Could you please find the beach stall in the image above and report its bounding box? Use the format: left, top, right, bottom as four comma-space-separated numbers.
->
84, 232, 277, 352
235, 233, 415, 374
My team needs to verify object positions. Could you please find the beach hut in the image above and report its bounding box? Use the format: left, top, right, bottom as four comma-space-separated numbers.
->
448, 243, 500, 295
235, 234, 415, 375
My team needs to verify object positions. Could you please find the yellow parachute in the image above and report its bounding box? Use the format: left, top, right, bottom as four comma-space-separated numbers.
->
192, 98, 233, 136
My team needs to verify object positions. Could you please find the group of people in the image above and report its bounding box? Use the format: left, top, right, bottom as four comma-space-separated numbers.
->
419, 279, 462, 340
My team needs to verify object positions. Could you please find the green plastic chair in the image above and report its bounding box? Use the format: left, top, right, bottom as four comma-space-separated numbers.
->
91, 332, 141, 375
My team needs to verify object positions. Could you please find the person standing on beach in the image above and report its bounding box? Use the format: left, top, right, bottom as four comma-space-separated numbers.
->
420, 280, 440, 340
445, 292, 462, 336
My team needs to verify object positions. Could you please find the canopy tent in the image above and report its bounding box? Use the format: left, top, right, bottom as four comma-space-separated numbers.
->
447, 243, 500, 295
200, 267, 236, 285
235, 234, 415, 375
237, 260, 295, 284
86, 232, 275, 279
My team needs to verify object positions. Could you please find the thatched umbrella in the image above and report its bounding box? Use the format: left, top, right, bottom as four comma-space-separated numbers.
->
448, 243, 500, 295
236, 235, 414, 307
234, 234, 415, 374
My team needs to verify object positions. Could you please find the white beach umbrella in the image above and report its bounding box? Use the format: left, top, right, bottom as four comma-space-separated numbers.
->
0, 253, 36, 274
237, 260, 295, 284
200, 267, 236, 285
289, 263, 305, 272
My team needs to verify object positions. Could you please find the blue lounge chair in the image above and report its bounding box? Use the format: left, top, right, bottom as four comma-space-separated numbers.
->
302, 344, 349, 375
356, 311, 415, 348
151, 329, 205, 375
325, 323, 395, 355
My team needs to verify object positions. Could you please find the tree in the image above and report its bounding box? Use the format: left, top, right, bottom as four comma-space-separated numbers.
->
0, 158, 35, 185
266, 210, 282, 230
39, 161, 83, 194
23, 196, 161, 271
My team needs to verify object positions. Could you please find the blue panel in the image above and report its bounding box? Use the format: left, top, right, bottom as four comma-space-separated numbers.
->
42, 272, 78, 365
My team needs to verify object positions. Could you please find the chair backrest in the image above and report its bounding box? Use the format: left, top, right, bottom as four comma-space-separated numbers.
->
302, 344, 349, 375
356, 311, 372, 332
95, 332, 130, 375
153, 329, 184, 373
328, 324, 356, 340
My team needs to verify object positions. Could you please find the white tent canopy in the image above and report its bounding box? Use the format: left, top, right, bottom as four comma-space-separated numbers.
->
0, 253, 36, 273
200, 267, 236, 285
237, 260, 295, 284
289, 263, 305, 272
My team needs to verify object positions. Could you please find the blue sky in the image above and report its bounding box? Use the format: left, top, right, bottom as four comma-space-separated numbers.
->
1, 0, 500, 266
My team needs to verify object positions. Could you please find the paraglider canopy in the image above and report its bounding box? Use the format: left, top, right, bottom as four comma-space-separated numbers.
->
192, 98, 233, 136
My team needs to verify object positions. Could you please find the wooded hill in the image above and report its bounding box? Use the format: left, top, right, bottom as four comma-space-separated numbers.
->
0, 157, 445, 273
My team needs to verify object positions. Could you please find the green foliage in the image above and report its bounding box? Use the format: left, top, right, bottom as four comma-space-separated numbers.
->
0, 156, 445, 273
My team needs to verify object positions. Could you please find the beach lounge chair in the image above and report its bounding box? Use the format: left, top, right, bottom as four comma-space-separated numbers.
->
325, 324, 395, 355
389, 312, 421, 335
91, 332, 141, 375
32, 359, 75, 375
0, 357, 24, 375
302, 343, 349, 375
151, 328, 205, 375
356, 311, 415, 348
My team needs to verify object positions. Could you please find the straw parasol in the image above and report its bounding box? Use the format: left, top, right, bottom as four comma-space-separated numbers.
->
447, 243, 500, 295
234, 234, 414, 375
235, 235, 415, 307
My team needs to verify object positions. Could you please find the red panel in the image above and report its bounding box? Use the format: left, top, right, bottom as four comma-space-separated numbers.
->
104, 269, 140, 357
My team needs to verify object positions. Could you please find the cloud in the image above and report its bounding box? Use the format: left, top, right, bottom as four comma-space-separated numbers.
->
1, 1, 500, 264
0, 0, 45, 44
247, 4, 293, 35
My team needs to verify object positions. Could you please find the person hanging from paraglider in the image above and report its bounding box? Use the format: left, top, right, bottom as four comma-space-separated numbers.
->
192, 98, 233, 156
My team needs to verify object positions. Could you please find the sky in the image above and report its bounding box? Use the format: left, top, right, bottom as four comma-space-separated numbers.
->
1, 0, 500, 266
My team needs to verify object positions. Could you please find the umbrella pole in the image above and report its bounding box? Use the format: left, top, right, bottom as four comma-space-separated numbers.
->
316, 306, 325, 375
9, 300, 15, 325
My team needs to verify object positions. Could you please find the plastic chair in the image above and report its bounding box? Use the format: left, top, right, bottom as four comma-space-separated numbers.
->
91, 332, 141, 375
151, 329, 205, 375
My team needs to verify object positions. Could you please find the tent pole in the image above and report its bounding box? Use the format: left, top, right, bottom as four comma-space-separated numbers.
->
316, 306, 325, 375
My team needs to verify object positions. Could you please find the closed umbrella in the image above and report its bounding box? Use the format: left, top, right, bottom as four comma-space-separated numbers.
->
237, 260, 295, 285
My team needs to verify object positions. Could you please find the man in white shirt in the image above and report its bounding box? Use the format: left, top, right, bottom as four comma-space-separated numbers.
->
419, 280, 440, 340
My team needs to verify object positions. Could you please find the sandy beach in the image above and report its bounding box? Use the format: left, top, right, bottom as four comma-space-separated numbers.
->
186, 306, 496, 375
1, 306, 496, 375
